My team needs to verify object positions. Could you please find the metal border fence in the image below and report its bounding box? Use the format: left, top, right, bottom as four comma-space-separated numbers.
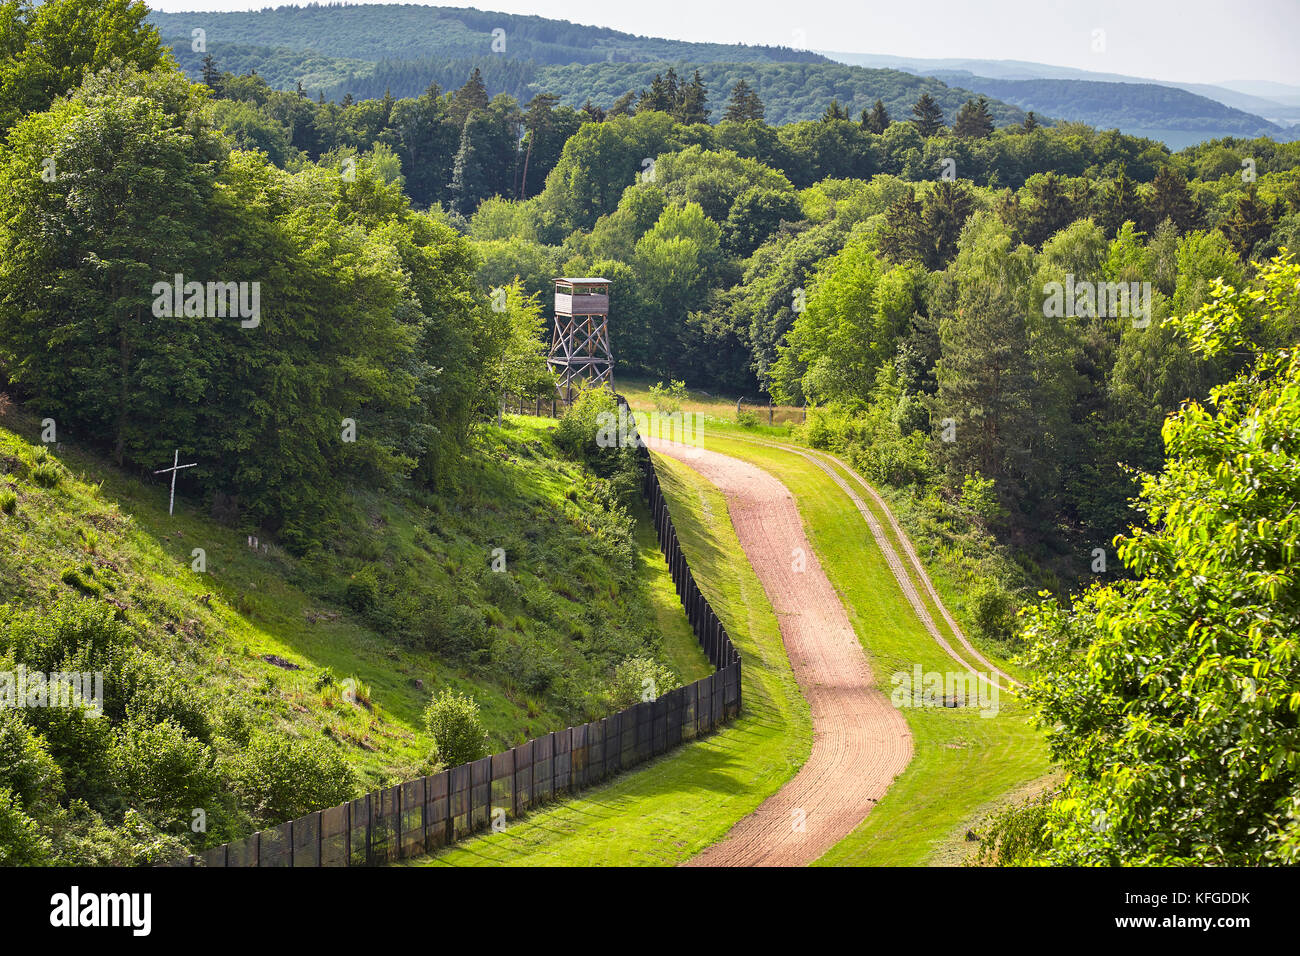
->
179, 396, 741, 866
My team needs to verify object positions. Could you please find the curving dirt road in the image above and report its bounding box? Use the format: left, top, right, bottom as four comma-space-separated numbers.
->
648, 438, 912, 866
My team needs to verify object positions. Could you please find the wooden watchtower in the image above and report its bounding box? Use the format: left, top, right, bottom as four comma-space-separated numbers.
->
549, 277, 613, 399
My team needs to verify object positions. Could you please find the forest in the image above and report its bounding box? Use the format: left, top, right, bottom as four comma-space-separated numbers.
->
1, 0, 1298, 868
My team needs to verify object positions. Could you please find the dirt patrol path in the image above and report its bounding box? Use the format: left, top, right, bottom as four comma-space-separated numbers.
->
648, 438, 912, 866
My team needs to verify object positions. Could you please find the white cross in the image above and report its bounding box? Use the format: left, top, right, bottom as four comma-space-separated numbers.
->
154, 449, 198, 516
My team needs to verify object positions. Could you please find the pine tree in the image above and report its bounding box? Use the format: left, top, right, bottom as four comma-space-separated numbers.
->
934, 283, 1036, 506
677, 70, 710, 124
952, 97, 994, 139
637, 74, 672, 113
581, 99, 606, 122
1094, 168, 1142, 238
1022, 110, 1039, 132
608, 90, 637, 117
449, 67, 489, 125
1218, 184, 1281, 260
724, 79, 765, 123
911, 92, 945, 137
863, 98, 889, 134
822, 99, 849, 122
924, 181, 975, 268
879, 187, 927, 264
1145, 165, 1198, 233
200, 53, 221, 93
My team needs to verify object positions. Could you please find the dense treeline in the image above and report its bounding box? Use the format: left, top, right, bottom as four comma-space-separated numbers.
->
0, 2, 541, 551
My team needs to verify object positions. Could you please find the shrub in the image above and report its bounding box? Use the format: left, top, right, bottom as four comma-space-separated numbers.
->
0, 710, 63, 813
648, 379, 687, 413
109, 717, 221, 831
609, 656, 680, 710
343, 566, 380, 614
31, 461, 61, 488
0, 788, 53, 865
59, 565, 101, 597
423, 689, 488, 767
0, 489, 15, 515
968, 580, 1017, 645
0, 598, 129, 675
226, 734, 357, 824
735, 409, 759, 428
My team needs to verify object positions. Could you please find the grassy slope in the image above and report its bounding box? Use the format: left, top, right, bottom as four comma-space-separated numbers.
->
0, 404, 705, 798
692, 430, 1049, 866
402, 447, 811, 866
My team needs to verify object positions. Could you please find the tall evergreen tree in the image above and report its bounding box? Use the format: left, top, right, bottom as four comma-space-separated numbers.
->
1145, 165, 1198, 234
1022, 110, 1040, 132
911, 92, 945, 137
724, 79, 765, 122
933, 283, 1036, 509
822, 98, 849, 122
1218, 185, 1282, 260
952, 97, 994, 138
863, 98, 889, 134
677, 70, 709, 124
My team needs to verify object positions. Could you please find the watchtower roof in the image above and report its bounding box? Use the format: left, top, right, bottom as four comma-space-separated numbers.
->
555, 277, 610, 285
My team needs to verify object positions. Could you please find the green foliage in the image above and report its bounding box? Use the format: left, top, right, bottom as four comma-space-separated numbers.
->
423, 689, 487, 767
226, 734, 357, 825
1018, 255, 1300, 864
648, 380, 686, 413
609, 656, 680, 710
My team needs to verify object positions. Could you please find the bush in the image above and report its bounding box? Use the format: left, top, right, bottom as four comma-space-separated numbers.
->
0, 710, 63, 813
0, 598, 129, 672
109, 717, 221, 831
0, 788, 53, 865
343, 566, 380, 614
554, 388, 640, 490
30, 461, 61, 488
968, 580, 1017, 645
0, 489, 15, 515
423, 689, 488, 767
226, 734, 357, 824
609, 656, 680, 710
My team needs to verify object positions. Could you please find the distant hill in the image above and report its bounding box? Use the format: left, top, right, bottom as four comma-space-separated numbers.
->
925, 75, 1292, 148
150, 4, 1031, 127
150, 3, 828, 69
823, 50, 1300, 136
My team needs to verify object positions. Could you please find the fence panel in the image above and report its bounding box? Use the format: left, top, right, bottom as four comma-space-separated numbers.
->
199, 843, 228, 868
321, 803, 350, 867
571, 723, 589, 790
513, 740, 533, 815
491, 751, 514, 826
293, 812, 321, 867
534, 734, 555, 803
450, 764, 472, 840
227, 832, 258, 868
349, 796, 369, 866
471, 756, 492, 832
258, 821, 292, 868
400, 779, 425, 859
555, 729, 572, 795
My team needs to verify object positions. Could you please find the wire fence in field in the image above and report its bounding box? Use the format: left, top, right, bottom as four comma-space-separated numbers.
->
179, 395, 741, 867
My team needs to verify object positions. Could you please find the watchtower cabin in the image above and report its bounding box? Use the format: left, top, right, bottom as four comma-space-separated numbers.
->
548, 278, 613, 400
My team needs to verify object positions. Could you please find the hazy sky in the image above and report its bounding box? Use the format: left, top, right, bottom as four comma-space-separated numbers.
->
146, 0, 1300, 86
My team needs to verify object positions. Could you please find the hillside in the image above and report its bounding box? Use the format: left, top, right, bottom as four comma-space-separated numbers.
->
0, 400, 706, 863
929, 74, 1291, 146
151, 4, 1031, 126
